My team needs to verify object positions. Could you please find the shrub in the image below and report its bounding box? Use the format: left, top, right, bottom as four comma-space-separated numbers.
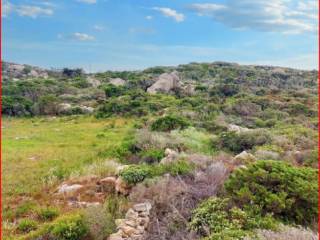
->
224, 161, 318, 225
190, 197, 277, 240
134, 129, 185, 151
120, 161, 193, 185
17, 219, 38, 233
210, 84, 240, 97
104, 84, 126, 98
36, 207, 59, 221
139, 149, 165, 164
130, 161, 229, 240
217, 130, 271, 153
84, 195, 127, 240
151, 115, 190, 132
50, 214, 88, 240
15, 201, 37, 218
120, 165, 151, 184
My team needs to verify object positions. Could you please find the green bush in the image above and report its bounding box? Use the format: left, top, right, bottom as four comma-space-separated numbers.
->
104, 84, 126, 98
151, 115, 190, 132
17, 219, 38, 233
36, 207, 59, 221
139, 149, 165, 164
225, 161, 318, 225
119, 165, 151, 184
190, 197, 277, 240
51, 214, 88, 240
120, 161, 193, 184
217, 130, 271, 153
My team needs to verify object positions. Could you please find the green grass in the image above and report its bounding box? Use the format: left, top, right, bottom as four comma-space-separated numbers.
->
2, 116, 135, 217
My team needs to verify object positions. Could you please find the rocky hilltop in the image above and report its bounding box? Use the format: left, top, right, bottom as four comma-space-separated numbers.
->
2, 60, 317, 117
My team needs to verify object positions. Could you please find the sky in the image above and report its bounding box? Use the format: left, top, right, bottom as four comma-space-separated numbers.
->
2, 0, 318, 72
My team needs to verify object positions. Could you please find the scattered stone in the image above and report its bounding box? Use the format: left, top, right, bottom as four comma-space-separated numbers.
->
233, 151, 256, 165
228, 124, 250, 133
160, 148, 179, 164
57, 184, 83, 194
79, 105, 94, 114
68, 201, 100, 208
133, 202, 152, 213
125, 209, 139, 220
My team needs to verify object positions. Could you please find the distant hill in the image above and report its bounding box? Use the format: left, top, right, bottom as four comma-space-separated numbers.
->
2, 60, 317, 116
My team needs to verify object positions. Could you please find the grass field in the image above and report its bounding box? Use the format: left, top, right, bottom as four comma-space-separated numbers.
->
2, 116, 135, 230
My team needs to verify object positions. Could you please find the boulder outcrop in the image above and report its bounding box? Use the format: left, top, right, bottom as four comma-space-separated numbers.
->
147, 71, 180, 94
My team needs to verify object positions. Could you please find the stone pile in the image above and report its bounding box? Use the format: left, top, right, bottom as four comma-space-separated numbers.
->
108, 202, 152, 240
55, 168, 132, 208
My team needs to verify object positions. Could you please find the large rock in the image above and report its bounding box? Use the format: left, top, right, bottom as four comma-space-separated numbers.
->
115, 177, 131, 195
160, 148, 179, 165
147, 71, 180, 94
109, 78, 126, 86
99, 176, 117, 193
233, 151, 256, 165
255, 150, 280, 160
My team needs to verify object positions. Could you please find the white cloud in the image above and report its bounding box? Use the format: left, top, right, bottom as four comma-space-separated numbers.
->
72, 32, 95, 41
153, 7, 185, 22
93, 25, 105, 31
16, 5, 53, 18
2, 1, 54, 18
76, 0, 97, 4
145, 15, 153, 20
189, 3, 226, 16
189, 0, 317, 34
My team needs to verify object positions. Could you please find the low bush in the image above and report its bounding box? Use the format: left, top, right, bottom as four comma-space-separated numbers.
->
151, 115, 190, 132
36, 207, 59, 221
130, 162, 228, 240
119, 161, 193, 184
50, 214, 88, 240
139, 149, 165, 164
84, 195, 127, 240
17, 219, 38, 233
190, 197, 277, 240
216, 129, 271, 153
225, 160, 318, 225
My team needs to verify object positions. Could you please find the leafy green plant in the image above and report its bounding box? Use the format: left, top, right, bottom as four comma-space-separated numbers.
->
17, 219, 38, 233
119, 165, 151, 184
225, 160, 318, 225
190, 197, 277, 240
139, 149, 165, 164
36, 207, 59, 221
120, 161, 193, 184
50, 214, 88, 240
151, 115, 190, 132
217, 130, 271, 153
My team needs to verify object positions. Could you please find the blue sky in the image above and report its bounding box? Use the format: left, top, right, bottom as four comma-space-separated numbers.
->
3, 0, 318, 72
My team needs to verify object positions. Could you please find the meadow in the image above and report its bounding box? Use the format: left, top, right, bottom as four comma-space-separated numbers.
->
2, 116, 135, 238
